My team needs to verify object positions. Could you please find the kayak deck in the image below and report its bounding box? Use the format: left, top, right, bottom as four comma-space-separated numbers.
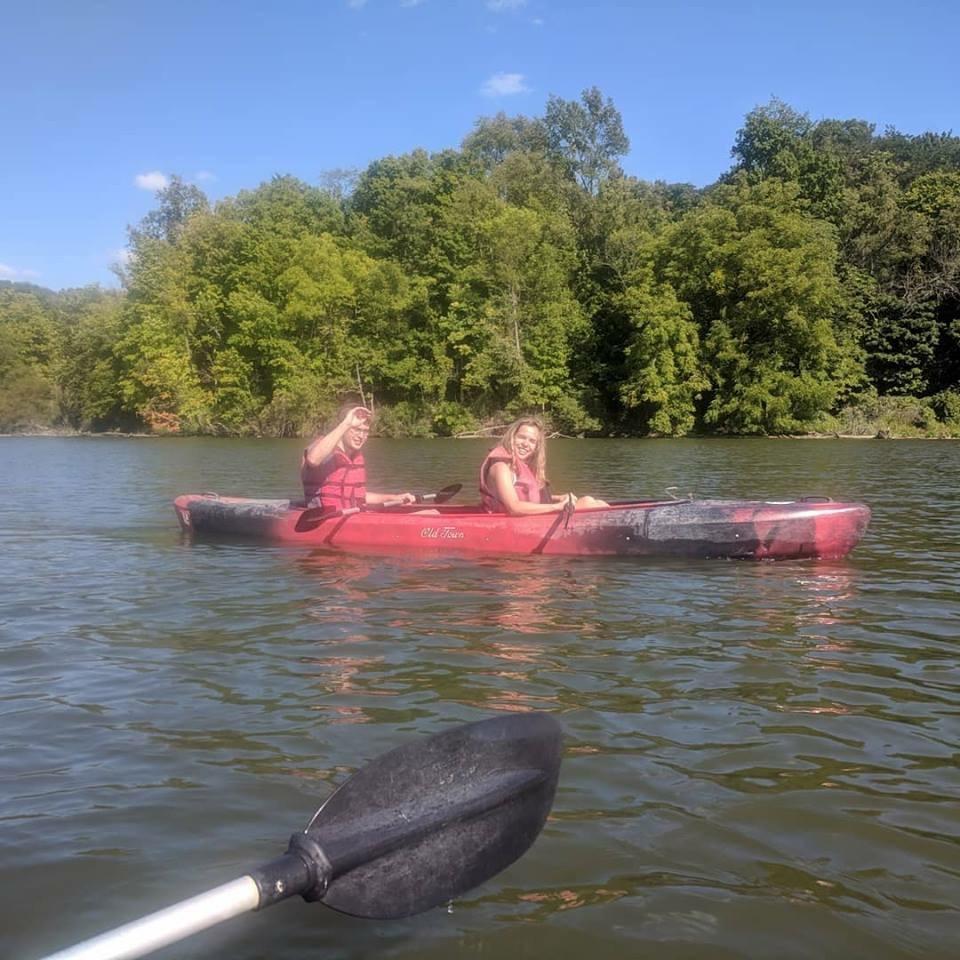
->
174, 495, 871, 560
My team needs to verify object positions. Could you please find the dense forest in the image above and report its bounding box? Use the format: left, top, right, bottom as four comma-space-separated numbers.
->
3, 92, 960, 438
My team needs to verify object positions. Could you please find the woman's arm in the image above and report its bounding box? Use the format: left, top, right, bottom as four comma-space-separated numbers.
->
489, 462, 567, 516
550, 493, 609, 508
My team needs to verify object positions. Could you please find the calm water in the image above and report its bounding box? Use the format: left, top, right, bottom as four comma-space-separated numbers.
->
2, 437, 958, 960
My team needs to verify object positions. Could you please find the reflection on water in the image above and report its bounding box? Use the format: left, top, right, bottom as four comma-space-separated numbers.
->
292, 552, 597, 719
2, 437, 960, 960
515, 883, 632, 916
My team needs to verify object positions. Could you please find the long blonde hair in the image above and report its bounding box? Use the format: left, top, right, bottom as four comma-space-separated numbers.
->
500, 416, 548, 485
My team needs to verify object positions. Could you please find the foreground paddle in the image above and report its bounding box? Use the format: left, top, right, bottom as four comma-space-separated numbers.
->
39, 712, 562, 960
297, 482, 462, 529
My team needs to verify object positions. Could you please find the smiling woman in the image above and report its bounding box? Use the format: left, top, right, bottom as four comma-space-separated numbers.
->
478, 416, 609, 516
300, 404, 414, 511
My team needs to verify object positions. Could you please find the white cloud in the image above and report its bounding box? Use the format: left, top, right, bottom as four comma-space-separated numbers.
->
481, 72, 530, 97
193, 170, 216, 182
134, 171, 169, 191
400, 0, 425, 6
487, 0, 526, 10
532, 16, 544, 25
347, 0, 367, 7
0, 262, 40, 280
111, 249, 134, 267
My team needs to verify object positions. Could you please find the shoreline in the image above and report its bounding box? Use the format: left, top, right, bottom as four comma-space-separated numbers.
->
0, 430, 159, 439
3, 430, 957, 441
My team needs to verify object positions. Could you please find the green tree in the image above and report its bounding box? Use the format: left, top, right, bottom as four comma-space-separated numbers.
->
571, 176, 694, 425
659, 179, 854, 433
874, 129, 960, 180
0, 288, 60, 430
462, 111, 548, 170
618, 269, 707, 435
731, 99, 845, 219
59, 292, 129, 428
128, 175, 209, 247
543, 87, 630, 195
119, 237, 214, 432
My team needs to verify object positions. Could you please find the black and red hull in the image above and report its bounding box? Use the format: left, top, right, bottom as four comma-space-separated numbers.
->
174, 495, 871, 561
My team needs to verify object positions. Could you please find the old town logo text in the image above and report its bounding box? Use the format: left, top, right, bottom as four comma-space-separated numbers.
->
420, 526, 465, 540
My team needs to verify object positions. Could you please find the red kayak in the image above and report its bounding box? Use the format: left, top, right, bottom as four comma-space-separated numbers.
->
174, 494, 870, 560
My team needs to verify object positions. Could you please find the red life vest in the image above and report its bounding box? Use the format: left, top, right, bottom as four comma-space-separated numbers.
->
301, 448, 367, 510
479, 445, 548, 513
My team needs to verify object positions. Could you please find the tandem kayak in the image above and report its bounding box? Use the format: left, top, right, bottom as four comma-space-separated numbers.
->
174, 494, 870, 560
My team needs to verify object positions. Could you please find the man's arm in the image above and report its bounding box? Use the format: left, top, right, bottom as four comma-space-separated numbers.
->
366, 490, 416, 505
303, 407, 369, 467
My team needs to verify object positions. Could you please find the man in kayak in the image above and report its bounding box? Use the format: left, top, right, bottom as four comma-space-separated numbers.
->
301, 405, 415, 512
479, 416, 608, 515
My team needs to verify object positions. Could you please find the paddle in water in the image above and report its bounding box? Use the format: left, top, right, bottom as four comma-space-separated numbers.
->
296, 482, 462, 529
38, 712, 562, 960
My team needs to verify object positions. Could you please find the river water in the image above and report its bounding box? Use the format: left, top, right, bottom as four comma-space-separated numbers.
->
2, 437, 958, 959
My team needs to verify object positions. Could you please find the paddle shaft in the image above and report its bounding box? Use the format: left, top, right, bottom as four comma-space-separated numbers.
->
344, 484, 452, 517
299, 483, 462, 525
39, 877, 260, 960
337, 495, 406, 518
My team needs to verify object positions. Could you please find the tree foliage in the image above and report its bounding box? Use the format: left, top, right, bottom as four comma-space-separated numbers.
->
544, 86, 630, 195
4, 91, 960, 437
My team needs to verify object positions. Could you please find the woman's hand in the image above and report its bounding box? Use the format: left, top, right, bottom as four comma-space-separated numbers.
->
574, 495, 608, 509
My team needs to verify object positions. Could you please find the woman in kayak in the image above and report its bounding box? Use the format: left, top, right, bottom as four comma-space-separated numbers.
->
301, 405, 415, 512
479, 416, 608, 515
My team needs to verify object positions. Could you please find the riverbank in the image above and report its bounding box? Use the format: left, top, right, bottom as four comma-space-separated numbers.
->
4, 388, 960, 442
0, 428, 158, 438
4, 429, 958, 441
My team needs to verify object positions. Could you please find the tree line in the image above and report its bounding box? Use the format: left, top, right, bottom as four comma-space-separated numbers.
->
3, 92, 960, 438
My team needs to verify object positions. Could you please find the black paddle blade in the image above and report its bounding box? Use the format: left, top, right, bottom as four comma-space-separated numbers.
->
303, 713, 562, 919
428, 482, 462, 505
294, 505, 335, 530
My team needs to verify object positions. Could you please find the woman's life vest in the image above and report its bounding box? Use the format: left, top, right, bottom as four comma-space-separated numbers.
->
479, 445, 549, 513
301, 448, 367, 511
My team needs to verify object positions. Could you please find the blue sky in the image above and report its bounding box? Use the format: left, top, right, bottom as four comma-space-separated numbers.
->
2, 0, 957, 291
